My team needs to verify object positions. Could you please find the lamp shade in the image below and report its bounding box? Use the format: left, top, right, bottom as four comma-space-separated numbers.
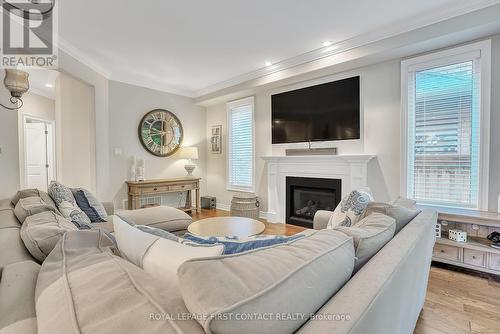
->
177, 146, 198, 160
4, 69, 29, 98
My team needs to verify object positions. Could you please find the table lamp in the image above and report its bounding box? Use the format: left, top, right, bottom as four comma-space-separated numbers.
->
177, 146, 199, 176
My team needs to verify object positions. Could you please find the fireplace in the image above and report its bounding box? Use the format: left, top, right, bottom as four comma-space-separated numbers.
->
286, 177, 341, 228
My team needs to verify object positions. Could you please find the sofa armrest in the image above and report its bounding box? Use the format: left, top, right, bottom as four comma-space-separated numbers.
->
313, 210, 334, 230
102, 202, 114, 216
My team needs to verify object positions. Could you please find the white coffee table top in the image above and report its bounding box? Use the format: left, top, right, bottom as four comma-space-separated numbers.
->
187, 216, 265, 237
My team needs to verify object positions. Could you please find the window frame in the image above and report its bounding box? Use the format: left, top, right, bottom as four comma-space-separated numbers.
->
226, 96, 255, 193
400, 40, 491, 210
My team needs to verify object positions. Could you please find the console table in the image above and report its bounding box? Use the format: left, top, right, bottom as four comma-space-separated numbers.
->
429, 206, 500, 275
126, 177, 200, 212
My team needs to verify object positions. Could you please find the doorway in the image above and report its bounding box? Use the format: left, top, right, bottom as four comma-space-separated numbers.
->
23, 116, 56, 191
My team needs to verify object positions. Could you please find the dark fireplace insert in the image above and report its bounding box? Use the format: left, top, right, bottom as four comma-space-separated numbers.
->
286, 176, 341, 228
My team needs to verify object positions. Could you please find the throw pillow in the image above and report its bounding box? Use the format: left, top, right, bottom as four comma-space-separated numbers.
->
334, 212, 395, 272
20, 211, 77, 261
363, 202, 420, 234
112, 216, 224, 286
48, 181, 91, 228
183, 233, 307, 255
11, 189, 42, 206
327, 187, 374, 229
72, 189, 107, 222
14, 197, 58, 224
392, 196, 417, 209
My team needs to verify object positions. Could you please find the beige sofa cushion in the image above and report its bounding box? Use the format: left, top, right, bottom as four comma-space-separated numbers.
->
334, 212, 396, 272
0, 210, 21, 230
363, 202, 420, 234
11, 189, 58, 212
20, 211, 77, 262
0, 227, 35, 269
11, 189, 41, 206
113, 216, 223, 287
178, 229, 355, 334
14, 197, 58, 224
0, 261, 40, 334
117, 206, 192, 232
35, 229, 203, 334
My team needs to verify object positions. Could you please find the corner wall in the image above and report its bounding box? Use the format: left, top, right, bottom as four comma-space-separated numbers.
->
108, 81, 207, 209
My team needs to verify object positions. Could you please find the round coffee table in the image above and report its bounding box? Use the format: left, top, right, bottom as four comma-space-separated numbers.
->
187, 217, 265, 237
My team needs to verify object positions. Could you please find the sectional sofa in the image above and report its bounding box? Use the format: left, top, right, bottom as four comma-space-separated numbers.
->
0, 190, 437, 334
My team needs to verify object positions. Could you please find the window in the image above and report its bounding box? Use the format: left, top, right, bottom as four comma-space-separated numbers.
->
402, 41, 491, 210
227, 96, 255, 192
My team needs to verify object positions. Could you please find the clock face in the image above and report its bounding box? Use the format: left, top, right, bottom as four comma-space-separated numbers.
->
139, 109, 183, 157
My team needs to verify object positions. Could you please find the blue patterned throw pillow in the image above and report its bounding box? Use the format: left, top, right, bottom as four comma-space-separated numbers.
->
48, 181, 91, 229
182, 233, 306, 255
327, 187, 374, 229
72, 189, 107, 222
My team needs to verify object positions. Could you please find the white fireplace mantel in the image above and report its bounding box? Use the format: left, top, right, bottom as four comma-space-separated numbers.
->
262, 155, 376, 223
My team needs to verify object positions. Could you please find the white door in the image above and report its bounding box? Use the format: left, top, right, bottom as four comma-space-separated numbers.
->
25, 121, 52, 191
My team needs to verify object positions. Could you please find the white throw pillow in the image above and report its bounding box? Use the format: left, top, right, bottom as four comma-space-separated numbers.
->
327, 187, 374, 229
113, 216, 224, 286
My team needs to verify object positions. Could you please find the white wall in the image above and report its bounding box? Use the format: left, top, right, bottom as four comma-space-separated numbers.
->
108, 81, 207, 209
0, 84, 20, 199
55, 73, 96, 192
206, 35, 500, 215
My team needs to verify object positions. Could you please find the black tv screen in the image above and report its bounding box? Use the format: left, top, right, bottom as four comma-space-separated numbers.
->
271, 76, 360, 144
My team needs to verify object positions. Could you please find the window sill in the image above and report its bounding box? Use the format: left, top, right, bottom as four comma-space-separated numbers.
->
226, 186, 255, 194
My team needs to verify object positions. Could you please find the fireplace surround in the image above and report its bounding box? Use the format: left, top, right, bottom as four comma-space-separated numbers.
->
263, 155, 375, 223
286, 176, 341, 228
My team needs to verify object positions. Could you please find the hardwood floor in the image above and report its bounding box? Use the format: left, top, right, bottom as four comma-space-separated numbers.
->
190, 209, 500, 334
415, 265, 500, 334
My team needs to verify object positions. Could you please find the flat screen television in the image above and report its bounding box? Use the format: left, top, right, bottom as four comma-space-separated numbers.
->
271, 76, 360, 144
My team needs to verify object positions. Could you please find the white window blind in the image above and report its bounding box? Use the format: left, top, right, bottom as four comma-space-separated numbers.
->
406, 59, 481, 208
227, 97, 254, 191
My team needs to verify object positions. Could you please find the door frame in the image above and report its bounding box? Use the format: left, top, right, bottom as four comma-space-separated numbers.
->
20, 115, 57, 190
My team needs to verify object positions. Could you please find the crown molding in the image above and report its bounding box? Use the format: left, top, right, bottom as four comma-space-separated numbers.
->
193, 0, 500, 97
55, 36, 112, 79
108, 73, 196, 98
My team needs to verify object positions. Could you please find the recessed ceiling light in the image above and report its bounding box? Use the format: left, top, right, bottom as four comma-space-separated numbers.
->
322, 41, 332, 47
265, 61, 273, 67
45, 83, 53, 88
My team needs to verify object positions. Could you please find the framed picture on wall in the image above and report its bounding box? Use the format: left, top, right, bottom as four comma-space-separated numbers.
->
210, 125, 222, 154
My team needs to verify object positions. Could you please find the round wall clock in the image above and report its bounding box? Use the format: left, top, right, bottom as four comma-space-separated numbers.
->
138, 109, 183, 157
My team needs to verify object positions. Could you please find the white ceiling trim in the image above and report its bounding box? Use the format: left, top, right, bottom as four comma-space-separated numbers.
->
54, 0, 500, 98
108, 73, 196, 98
56, 36, 112, 79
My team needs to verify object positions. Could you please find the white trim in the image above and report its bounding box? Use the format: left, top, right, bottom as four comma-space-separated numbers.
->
401, 39, 491, 210
108, 73, 196, 98
226, 96, 256, 193
56, 36, 112, 79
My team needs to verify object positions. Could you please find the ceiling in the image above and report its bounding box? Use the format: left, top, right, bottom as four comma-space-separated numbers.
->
58, 0, 500, 97
25, 69, 59, 100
